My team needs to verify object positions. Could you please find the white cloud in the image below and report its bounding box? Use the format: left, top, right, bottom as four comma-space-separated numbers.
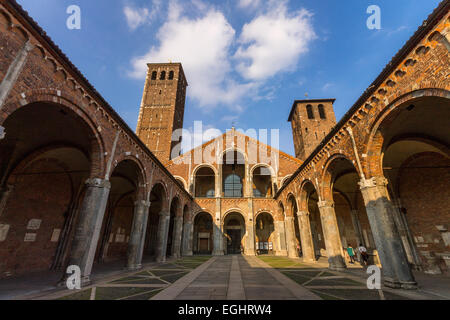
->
124, 0, 161, 31
234, 1, 316, 80
129, 1, 254, 108
238, 0, 262, 9
129, 0, 317, 110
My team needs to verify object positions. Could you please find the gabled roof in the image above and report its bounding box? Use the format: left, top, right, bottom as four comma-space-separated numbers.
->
167, 128, 303, 167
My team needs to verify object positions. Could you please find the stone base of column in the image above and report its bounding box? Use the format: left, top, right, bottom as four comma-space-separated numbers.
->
245, 249, 256, 256
183, 251, 193, 256
212, 250, 224, 256
288, 252, 298, 259
400, 281, 418, 290
156, 256, 166, 263
302, 257, 316, 263
127, 264, 142, 271
275, 250, 287, 256
384, 277, 402, 289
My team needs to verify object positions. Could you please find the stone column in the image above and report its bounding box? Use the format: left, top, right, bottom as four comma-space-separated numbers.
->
245, 218, 256, 256
297, 211, 315, 262
182, 220, 193, 256
284, 216, 298, 258
274, 221, 288, 256
350, 210, 364, 247
126, 200, 150, 270
245, 199, 255, 255
317, 200, 346, 271
66, 178, 111, 285
212, 198, 224, 255
359, 177, 417, 289
171, 216, 183, 258
155, 210, 170, 263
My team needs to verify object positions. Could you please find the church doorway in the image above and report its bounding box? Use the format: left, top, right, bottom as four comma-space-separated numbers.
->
224, 212, 246, 254
193, 212, 213, 255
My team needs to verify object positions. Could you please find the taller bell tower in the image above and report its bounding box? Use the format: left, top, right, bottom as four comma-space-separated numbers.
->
136, 63, 188, 163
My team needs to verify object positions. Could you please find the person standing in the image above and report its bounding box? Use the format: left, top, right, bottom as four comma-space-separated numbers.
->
358, 243, 369, 266
347, 245, 356, 264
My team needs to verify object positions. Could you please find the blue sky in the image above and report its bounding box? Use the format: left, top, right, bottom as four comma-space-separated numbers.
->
17, 0, 442, 155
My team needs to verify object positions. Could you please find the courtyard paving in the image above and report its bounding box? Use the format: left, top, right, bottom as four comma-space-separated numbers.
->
7, 255, 450, 300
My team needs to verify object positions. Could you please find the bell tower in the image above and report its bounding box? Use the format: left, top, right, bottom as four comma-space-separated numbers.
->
288, 99, 337, 161
136, 63, 188, 163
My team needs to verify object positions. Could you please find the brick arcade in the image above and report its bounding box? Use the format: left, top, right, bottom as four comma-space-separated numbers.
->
0, 0, 449, 292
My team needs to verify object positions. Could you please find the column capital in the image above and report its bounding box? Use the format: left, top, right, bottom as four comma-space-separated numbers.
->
159, 210, 170, 217
298, 210, 310, 217
317, 200, 334, 208
85, 178, 111, 189
0, 126, 5, 140
359, 176, 388, 189
134, 200, 151, 207
285, 216, 295, 221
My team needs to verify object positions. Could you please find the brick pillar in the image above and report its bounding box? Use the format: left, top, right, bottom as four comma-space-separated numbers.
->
171, 216, 183, 258
182, 220, 193, 256
284, 216, 298, 258
245, 199, 255, 255
317, 200, 347, 271
212, 198, 224, 255
297, 211, 315, 262
274, 220, 287, 256
359, 177, 417, 289
126, 200, 150, 270
155, 210, 170, 263
66, 178, 110, 285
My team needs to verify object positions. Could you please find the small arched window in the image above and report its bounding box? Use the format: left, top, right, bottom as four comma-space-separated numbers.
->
306, 104, 314, 119
151, 71, 157, 80
168, 71, 174, 80
160, 71, 166, 80
318, 104, 326, 119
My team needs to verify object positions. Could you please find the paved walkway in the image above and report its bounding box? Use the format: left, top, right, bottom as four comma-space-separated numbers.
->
153, 255, 320, 300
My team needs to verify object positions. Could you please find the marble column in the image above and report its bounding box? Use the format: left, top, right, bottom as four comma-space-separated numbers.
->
182, 220, 193, 256
359, 177, 417, 289
285, 216, 298, 258
155, 210, 170, 263
274, 221, 288, 256
297, 211, 315, 262
317, 200, 347, 271
66, 178, 111, 285
171, 216, 183, 258
126, 200, 150, 270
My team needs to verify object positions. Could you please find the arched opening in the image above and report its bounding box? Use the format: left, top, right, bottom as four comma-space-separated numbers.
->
224, 212, 246, 254
166, 197, 179, 257
375, 95, 450, 273
325, 157, 377, 265
151, 71, 157, 80
287, 195, 301, 257
306, 104, 314, 119
168, 71, 174, 80
0, 101, 99, 278
143, 183, 166, 259
160, 71, 166, 80
193, 212, 213, 254
94, 159, 144, 267
318, 104, 326, 119
255, 212, 275, 255
222, 151, 245, 198
194, 166, 215, 198
252, 166, 273, 198
303, 182, 326, 259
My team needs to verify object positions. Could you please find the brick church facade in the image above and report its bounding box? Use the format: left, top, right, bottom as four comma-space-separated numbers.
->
0, 0, 449, 290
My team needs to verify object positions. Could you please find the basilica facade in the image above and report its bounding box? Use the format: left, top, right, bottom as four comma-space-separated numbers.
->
0, 0, 449, 290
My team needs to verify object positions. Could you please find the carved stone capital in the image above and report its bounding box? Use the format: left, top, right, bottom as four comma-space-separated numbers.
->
85, 178, 111, 189
317, 200, 334, 208
358, 176, 388, 189
298, 210, 310, 217
135, 200, 151, 207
